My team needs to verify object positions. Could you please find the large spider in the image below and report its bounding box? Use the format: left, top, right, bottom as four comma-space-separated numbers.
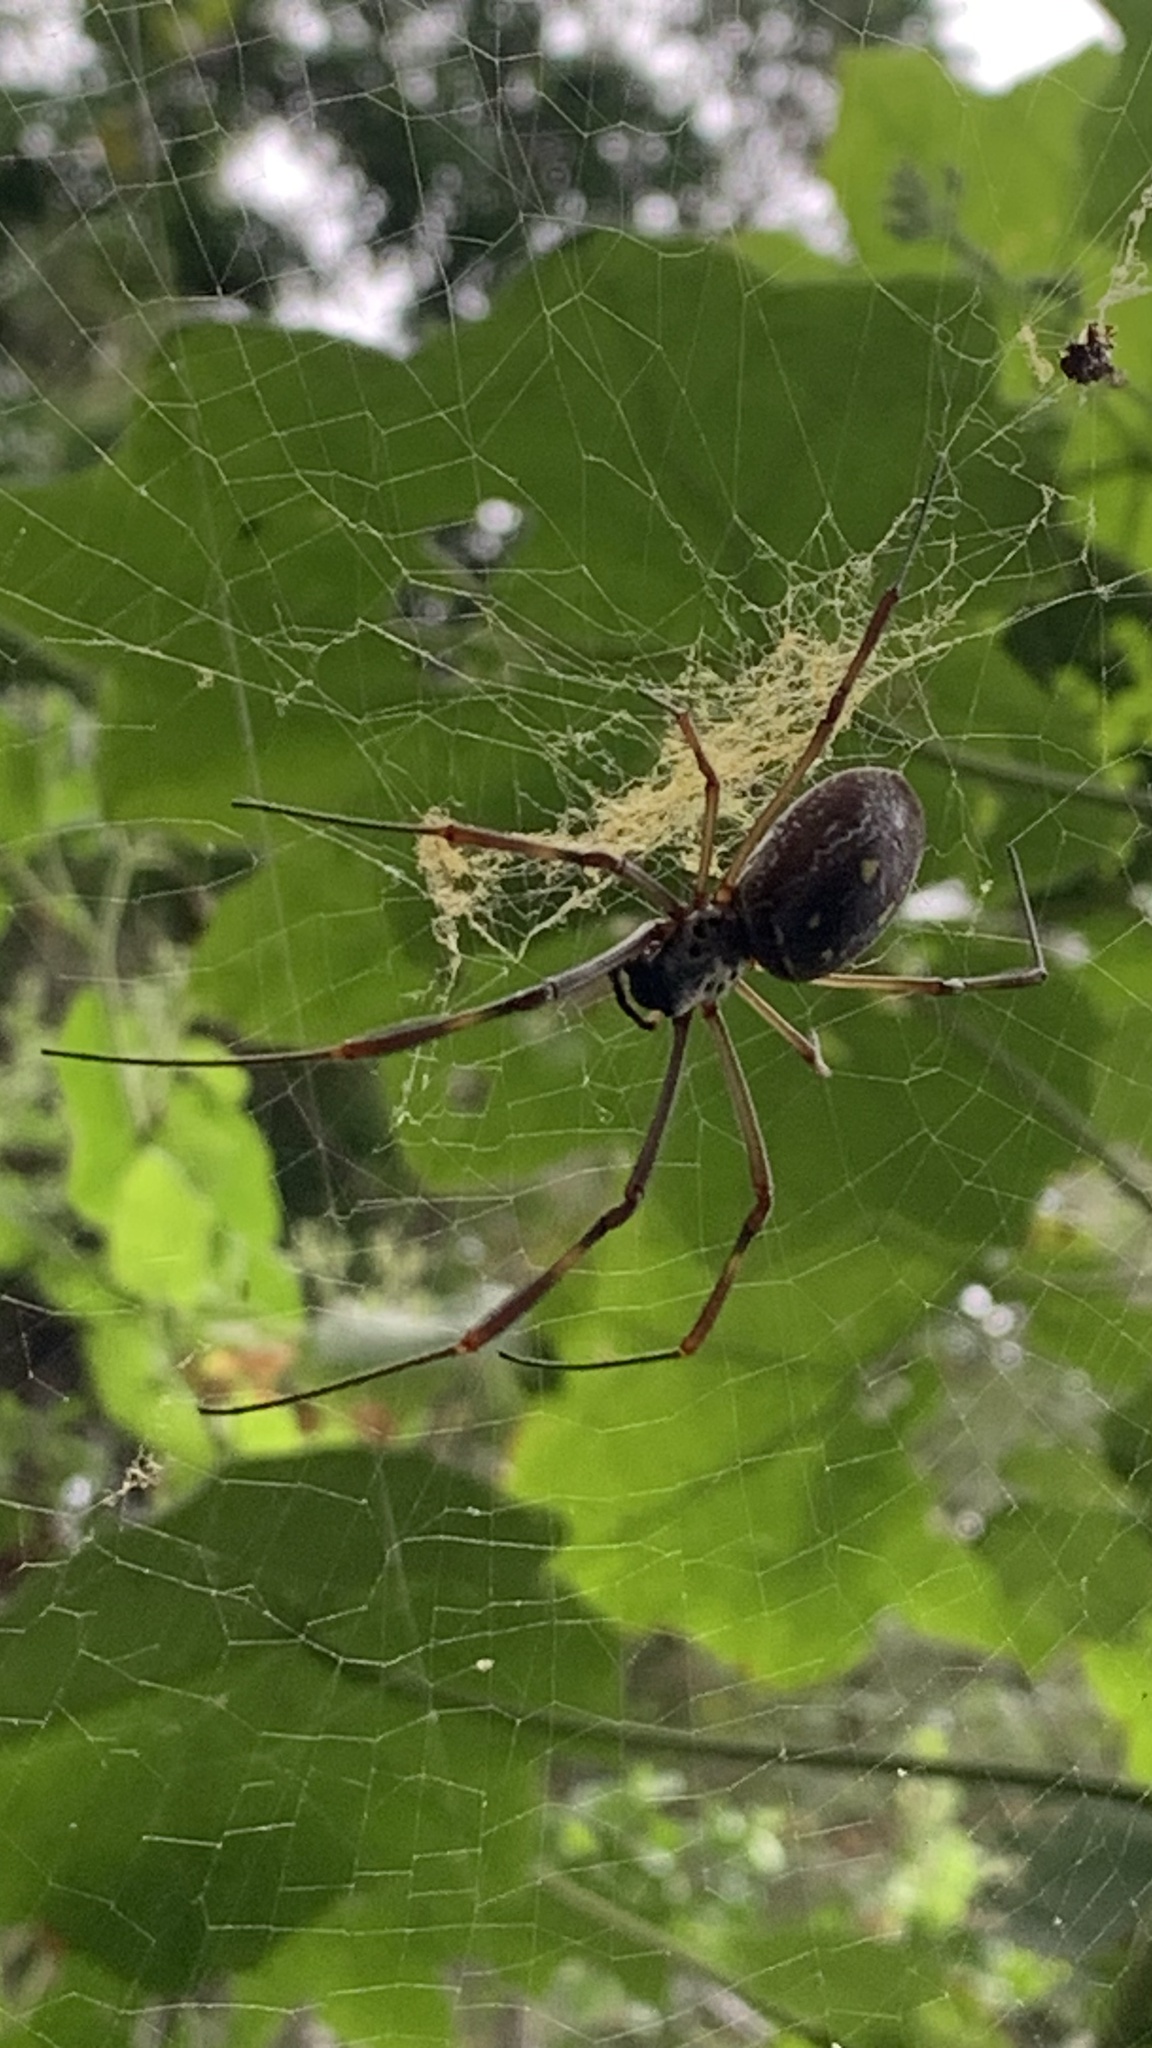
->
48, 491, 1047, 1415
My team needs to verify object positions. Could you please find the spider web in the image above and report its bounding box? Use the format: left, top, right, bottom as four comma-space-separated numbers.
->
2, 4, 1152, 2045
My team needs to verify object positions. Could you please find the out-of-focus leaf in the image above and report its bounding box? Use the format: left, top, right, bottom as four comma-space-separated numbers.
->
0, 1449, 620, 1995
825, 43, 1117, 285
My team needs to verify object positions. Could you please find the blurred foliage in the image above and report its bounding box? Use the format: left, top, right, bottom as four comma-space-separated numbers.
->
3, 3, 1152, 2046
0, 0, 931, 466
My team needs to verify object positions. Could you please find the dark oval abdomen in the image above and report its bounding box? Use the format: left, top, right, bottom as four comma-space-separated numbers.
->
734, 767, 926, 982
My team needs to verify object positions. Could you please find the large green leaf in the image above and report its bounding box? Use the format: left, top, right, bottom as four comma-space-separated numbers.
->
0, 236, 1055, 1060
825, 43, 1118, 284
0, 1450, 619, 1997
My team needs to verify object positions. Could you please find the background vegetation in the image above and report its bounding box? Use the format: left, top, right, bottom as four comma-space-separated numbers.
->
2, 2, 1152, 2044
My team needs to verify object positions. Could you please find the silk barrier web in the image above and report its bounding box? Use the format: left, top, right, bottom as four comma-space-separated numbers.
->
2, 4, 1152, 2044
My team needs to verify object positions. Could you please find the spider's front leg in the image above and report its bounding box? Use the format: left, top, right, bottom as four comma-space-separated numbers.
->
202, 1010, 695, 1411
232, 796, 680, 914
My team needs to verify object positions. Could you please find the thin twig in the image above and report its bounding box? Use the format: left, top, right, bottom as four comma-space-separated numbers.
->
310, 1660, 1152, 1812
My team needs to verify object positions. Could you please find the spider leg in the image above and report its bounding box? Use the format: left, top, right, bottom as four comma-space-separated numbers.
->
504, 1003, 773, 1374
717, 460, 942, 900
233, 797, 681, 915
814, 845, 1047, 998
716, 586, 900, 901
735, 978, 830, 1077
633, 693, 727, 900
650, 703, 722, 901
677, 1004, 774, 1351
199, 1013, 693, 1413
42, 923, 665, 1070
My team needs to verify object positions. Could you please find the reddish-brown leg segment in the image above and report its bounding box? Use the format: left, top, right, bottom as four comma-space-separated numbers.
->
232, 797, 682, 914
679, 1004, 774, 1350
631, 688, 723, 901
43, 923, 664, 1072
505, 1003, 775, 1374
198, 1013, 694, 1413
661, 706, 722, 901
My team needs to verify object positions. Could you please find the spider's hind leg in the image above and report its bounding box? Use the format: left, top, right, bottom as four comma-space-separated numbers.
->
814, 845, 1047, 1000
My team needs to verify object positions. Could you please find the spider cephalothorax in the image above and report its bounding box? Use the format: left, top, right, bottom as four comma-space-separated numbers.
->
46, 481, 1046, 1413
617, 904, 749, 1023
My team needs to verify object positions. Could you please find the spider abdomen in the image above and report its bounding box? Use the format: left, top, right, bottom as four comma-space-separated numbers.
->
735, 766, 926, 983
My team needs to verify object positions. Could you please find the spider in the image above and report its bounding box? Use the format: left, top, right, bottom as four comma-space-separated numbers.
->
46, 483, 1047, 1415
1059, 321, 1123, 388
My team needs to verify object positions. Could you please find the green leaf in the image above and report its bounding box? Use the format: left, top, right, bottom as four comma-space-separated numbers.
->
1077, 4, 1152, 248
0, 1449, 620, 1995
513, 1348, 1005, 1687
717, 1905, 1005, 2048
0, 1950, 144, 2048
55, 992, 141, 1228
106, 1144, 216, 1306
1083, 1629, 1152, 1778
825, 43, 1117, 286
0, 238, 1059, 1060
978, 1501, 1152, 1665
